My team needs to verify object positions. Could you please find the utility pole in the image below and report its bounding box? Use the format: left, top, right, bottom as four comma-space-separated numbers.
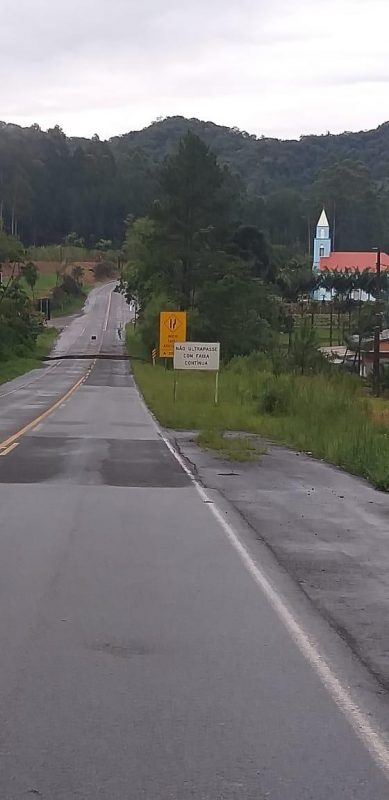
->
373, 248, 381, 396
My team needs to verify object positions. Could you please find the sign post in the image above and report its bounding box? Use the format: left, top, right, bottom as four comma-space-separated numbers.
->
159, 311, 187, 358
173, 342, 220, 405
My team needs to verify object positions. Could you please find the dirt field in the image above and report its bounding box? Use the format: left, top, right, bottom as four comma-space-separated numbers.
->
1, 260, 100, 287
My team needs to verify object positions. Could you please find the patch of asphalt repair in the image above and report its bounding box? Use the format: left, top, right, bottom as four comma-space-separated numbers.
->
170, 429, 389, 692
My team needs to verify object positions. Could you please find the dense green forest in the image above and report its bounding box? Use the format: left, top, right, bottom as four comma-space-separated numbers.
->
1, 115, 389, 251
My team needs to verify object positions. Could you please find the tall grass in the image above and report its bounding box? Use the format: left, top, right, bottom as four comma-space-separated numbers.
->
132, 359, 389, 490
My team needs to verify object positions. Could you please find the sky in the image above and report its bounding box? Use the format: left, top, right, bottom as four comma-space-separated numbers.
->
1, 0, 388, 141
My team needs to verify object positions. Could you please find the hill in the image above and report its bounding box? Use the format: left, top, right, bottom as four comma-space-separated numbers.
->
1, 115, 389, 251
110, 116, 389, 194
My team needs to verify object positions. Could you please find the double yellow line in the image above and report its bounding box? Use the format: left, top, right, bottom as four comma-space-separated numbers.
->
0, 286, 113, 458
0, 367, 92, 457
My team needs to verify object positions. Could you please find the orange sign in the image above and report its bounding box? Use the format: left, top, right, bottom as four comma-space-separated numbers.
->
159, 311, 187, 358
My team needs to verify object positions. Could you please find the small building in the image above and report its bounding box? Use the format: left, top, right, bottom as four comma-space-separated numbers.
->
312, 209, 389, 300
362, 338, 389, 377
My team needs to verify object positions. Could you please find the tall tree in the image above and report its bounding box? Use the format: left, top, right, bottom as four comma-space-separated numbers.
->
155, 132, 228, 308
21, 261, 38, 298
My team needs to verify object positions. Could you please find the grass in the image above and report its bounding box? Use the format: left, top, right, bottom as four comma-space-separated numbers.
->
20, 273, 59, 299
369, 397, 389, 426
197, 430, 263, 462
0, 328, 58, 386
280, 323, 348, 349
126, 324, 149, 360
130, 356, 389, 490
50, 293, 87, 318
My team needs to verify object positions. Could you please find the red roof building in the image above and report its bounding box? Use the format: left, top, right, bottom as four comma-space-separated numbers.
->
313, 209, 389, 274
319, 252, 389, 272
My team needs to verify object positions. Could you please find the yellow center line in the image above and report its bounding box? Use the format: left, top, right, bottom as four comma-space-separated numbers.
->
0, 288, 111, 452
0, 372, 87, 452
0, 442, 20, 457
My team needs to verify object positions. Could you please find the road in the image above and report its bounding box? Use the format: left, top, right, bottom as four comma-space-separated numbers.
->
0, 284, 389, 799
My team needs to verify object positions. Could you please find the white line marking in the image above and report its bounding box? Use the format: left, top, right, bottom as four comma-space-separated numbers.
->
157, 429, 389, 779
103, 291, 112, 332
0, 360, 61, 399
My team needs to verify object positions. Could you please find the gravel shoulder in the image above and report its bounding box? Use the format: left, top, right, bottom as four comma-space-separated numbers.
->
171, 430, 389, 689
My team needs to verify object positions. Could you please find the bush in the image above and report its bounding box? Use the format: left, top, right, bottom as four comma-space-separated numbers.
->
94, 260, 115, 280
227, 351, 272, 374
61, 274, 83, 296
51, 274, 86, 310
136, 292, 176, 352
289, 319, 329, 375
0, 317, 38, 361
257, 373, 295, 415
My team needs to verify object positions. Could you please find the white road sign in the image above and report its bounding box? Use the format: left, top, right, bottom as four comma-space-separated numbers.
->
174, 342, 220, 371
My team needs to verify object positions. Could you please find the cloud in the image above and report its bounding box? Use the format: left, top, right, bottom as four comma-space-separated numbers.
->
0, 0, 388, 138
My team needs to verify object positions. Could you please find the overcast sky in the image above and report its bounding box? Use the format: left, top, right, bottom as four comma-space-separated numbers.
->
1, 0, 388, 140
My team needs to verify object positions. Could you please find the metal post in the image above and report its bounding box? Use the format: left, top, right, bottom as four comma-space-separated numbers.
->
329, 303, 333, 347
373, 248, 381, 396
215, 371, 219, 405
173, 371, 177, 403
373, 326, 381, 396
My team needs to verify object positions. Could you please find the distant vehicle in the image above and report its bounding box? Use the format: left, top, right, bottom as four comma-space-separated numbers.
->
91, 335, 96, 340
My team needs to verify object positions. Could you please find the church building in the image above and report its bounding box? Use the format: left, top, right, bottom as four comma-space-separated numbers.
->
312, 208, 389, 275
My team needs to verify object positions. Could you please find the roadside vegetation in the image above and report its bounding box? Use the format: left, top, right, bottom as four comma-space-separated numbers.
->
0, 231, 58, 384
0, 328, 57, 386
3, 124, 389, 487
131, 354, 389, 489
197, 430, 263, 462
119, 132, 389, 487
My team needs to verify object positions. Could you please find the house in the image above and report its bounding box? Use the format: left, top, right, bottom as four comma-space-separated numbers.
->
312, 209, 389, 300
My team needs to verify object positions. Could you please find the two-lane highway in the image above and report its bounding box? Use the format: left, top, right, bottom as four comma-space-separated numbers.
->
1, 285, 389, 798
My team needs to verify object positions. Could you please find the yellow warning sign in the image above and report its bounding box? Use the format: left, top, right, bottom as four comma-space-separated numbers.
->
159, 311, 187, 358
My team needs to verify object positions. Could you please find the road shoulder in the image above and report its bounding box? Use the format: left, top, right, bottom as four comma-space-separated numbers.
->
171, 429, 389, 690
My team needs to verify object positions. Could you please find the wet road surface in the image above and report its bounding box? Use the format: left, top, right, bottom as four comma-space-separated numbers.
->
1, 285, 389, 798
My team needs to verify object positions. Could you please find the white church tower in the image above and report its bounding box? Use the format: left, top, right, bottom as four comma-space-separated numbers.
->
312, 209, 331, 272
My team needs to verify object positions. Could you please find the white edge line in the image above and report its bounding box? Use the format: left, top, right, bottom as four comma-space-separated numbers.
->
129, 374, 389, 774
103, 290, 113, 333
0, 359, 61, 399
154, 426, 389, 779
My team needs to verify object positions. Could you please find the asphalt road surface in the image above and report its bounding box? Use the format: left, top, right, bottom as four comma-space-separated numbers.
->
1, 284, 389, 799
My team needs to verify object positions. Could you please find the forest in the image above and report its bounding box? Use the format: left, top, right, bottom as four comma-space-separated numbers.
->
1, 115, 389, 252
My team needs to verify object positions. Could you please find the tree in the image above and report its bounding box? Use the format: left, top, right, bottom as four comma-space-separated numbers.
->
231, 225, 272, 280
310, 160, 384, 251
290, 319, 327, 375
0, 230, 24, 265
21, 261, 38, 298
276, 263, 317, 303
155, 131, 227, 308
192, 257, 276, 360
120, 136, 280, 360
64, 232, 85, 247
71, 265, 84, 286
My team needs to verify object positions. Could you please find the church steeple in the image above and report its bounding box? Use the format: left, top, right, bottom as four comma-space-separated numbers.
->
313, 208, 331, 272
317, 209, 329, 228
